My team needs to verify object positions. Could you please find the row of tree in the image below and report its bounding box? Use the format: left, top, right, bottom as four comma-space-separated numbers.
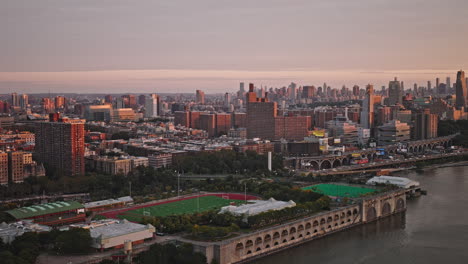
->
0, 228, 92, 264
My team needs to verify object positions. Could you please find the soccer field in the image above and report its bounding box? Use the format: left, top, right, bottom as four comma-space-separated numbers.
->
302, 183, 377, 198
118, 195, 245, 221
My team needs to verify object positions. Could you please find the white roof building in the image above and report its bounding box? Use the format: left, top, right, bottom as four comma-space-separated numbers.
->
219, 198, 296, 217
366, 176, 420, 189
72, 219, 155, 249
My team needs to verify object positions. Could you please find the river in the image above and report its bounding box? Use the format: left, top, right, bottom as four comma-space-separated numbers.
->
253, 165, 468, 264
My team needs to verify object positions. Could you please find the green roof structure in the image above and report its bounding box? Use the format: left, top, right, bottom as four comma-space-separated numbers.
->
6, 201, 84, 219
302, 184, 377, 198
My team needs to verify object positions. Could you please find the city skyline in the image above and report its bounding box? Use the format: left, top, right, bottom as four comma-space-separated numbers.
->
2, 0, 468, 93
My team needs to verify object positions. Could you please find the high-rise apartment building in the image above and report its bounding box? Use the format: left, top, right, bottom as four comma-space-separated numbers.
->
224, 93, 231, 108
455, 70, 467, 110
360, 84, 374, 129
246, 84, 277, 139
196, 90, 205, 104
54, 96, 65, 109
35, 114, 85, 176
388, 77, 403, 105
415, 109, 438, 140
8, 151, 24, 183
0, 152, 7, 185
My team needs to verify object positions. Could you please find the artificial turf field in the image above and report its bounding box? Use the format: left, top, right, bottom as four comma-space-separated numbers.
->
302, 183, 377, 198
118, 195, 245, 221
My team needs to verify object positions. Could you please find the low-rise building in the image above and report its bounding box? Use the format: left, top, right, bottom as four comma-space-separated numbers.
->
72, 219, 155, 250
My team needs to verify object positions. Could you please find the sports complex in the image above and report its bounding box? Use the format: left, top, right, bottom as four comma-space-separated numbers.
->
100, 193, 259, 221
302, 183, 377, 198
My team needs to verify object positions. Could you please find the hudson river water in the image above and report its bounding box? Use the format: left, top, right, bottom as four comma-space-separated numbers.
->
253, 165, 468, 264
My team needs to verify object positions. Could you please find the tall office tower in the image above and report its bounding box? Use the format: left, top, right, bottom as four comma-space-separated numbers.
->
360, 84, 375, 129
11, 93, 19, 107
196, 90, 205, 104
446, 77, 451, 91
55, 96, 65, 109
239, 82, 245, 93
104, 95, 113, 104
436, 78, 440, 94
224, 93, 231, 108
19, 94, 28, 109
0, 152, 7, 185
415, 109, 438, 140
302, 86, 315, 99
413, 83, 418, 94
246, 84, 277, 139
388, 77, 403, 105
352, 85, 360, 97
144, 94, 159, 118
455, 70, 467, 109
427, 81, 432, 92
35, 114, 85, 176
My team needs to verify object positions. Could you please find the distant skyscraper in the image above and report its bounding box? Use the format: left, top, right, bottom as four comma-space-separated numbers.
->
302, 86, 315, 99
11, 93, 19, 107
35, 114, 85, 176
239, 82, 245, 93
427, 81, 432, 92
446, 77, 451, 91
19, 94, 28, 109
144, 94, 159, 118
436, 78, 440, 94
196, 90, 205, 104
360, 84, 374, 129
415, 109, 438, 140
352, 85, 360, 97
224, 93, 231, 108
104, 95, 113, 104
455, 70, 467, 110
388, 77, 403, 105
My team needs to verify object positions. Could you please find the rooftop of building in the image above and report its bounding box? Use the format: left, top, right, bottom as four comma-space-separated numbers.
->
84, 196, 133, 209
6, 201, 84, 219
72, 219, 154, 239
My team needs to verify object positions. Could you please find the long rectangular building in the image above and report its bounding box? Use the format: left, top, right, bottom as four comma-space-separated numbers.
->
6, 201, 86, 226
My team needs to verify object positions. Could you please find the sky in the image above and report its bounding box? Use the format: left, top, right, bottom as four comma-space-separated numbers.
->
1, 0, 467, 94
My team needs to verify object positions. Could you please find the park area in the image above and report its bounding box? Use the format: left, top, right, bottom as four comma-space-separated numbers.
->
302, 183, 377, 198
100, 193, 258, 222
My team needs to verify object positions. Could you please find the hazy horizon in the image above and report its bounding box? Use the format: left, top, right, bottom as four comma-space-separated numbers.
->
2, 0, 468, 93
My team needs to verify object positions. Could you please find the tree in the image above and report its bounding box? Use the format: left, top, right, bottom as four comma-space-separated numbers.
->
54, 228, 92, 255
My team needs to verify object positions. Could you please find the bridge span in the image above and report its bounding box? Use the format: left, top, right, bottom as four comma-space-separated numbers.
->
285, 135, 457, 171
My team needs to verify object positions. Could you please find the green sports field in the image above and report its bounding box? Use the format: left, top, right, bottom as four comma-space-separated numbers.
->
118, 196, 245, 221
302, 183, 377, 198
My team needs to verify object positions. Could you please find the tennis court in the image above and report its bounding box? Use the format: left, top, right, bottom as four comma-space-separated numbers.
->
302, 183, 377, 198
118, 195, 245, 221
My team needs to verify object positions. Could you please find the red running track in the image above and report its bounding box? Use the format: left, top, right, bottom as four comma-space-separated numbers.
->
100, 193, 259, 219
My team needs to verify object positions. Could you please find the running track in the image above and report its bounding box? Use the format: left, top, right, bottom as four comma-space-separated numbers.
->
100, 193, 259, 219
